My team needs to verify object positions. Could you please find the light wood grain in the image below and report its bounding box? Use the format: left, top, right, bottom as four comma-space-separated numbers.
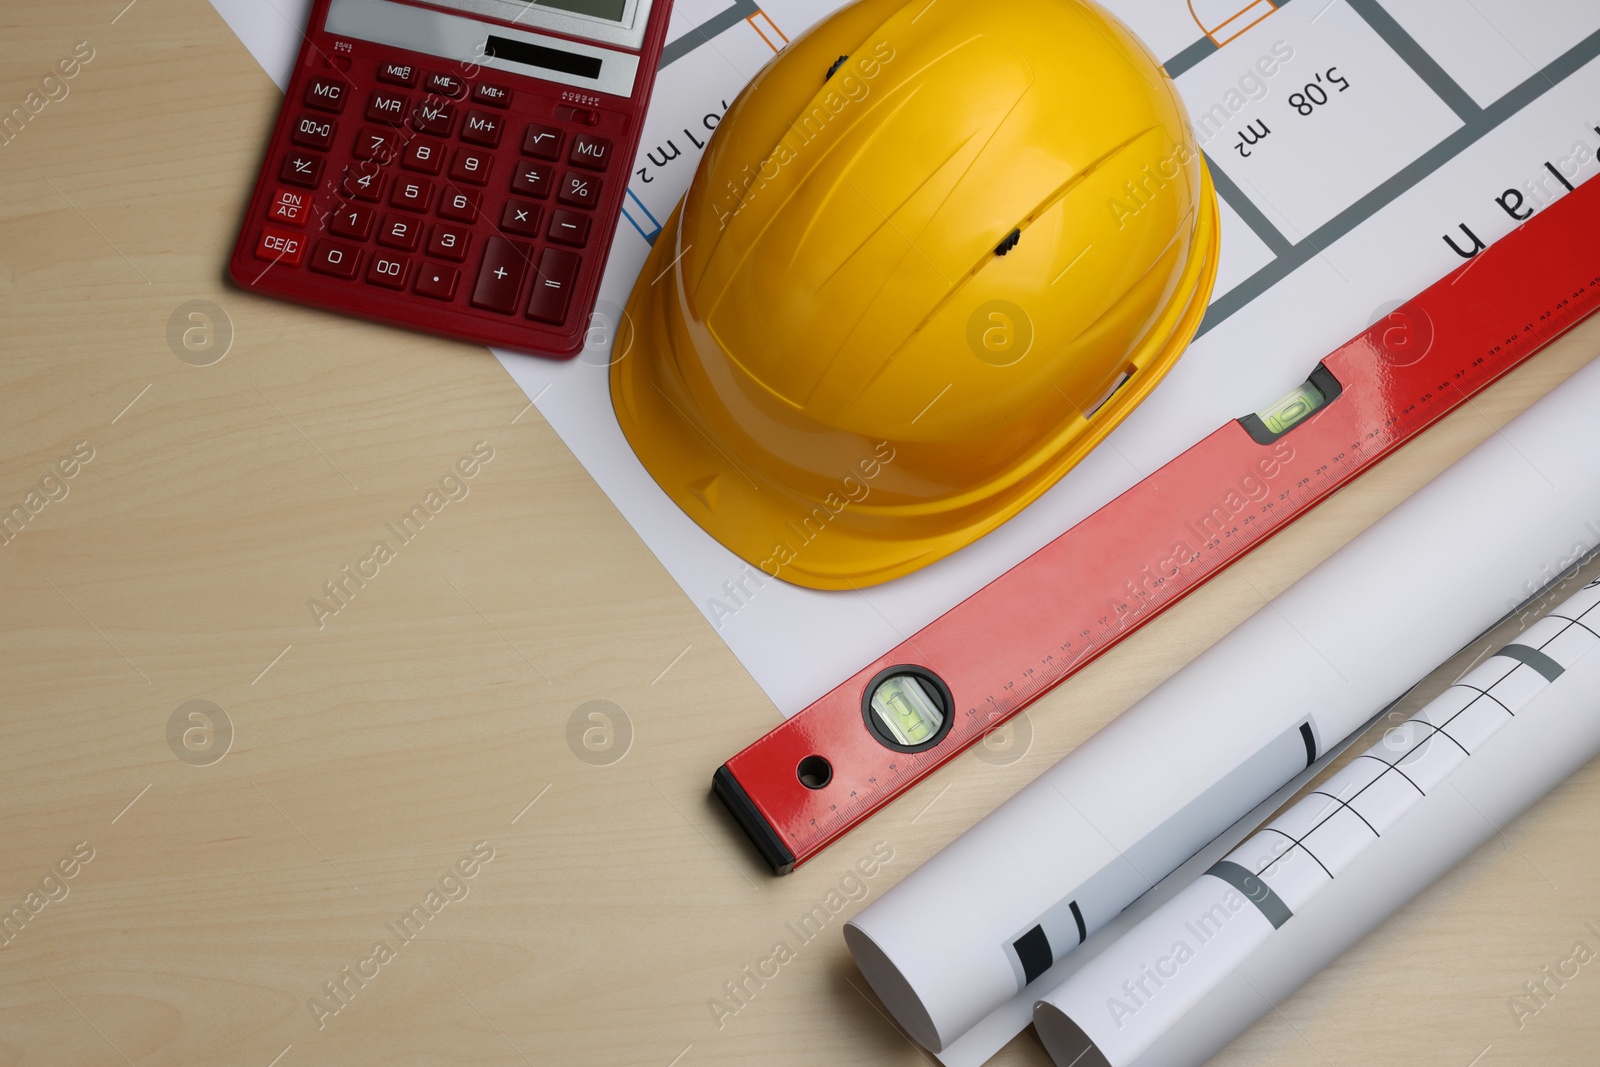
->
1, 3, 1598, 1065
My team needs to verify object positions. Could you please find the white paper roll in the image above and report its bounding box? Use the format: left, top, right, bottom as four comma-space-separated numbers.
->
1035, 576, 1600, 1065
846, 356, 1600, 1055
1035, 575, 1600, 1066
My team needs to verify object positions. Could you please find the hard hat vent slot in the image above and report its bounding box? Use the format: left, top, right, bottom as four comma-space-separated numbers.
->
995, 228, 1022, 256
1086, 366, 1137, 419
826, 54, 850, 81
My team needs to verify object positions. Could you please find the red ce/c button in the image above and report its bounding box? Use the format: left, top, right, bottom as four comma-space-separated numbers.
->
255, 225, 306, 267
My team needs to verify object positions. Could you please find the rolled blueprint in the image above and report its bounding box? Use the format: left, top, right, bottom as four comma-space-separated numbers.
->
845, 356, 1600, 1055
1035, 575, 1600, 1067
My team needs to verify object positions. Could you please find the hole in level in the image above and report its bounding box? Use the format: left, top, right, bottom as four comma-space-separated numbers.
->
797, 755, 833, 790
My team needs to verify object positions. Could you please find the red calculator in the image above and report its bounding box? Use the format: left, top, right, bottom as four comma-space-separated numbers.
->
229, 0, 672, 359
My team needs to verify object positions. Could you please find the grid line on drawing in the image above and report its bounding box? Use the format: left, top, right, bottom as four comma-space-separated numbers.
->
1239, 600, 1600, 890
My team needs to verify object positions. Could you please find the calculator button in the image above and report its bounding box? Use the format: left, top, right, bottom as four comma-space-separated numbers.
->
425, 72, 465, 98
366, 89, 410, 124
255, 226, 307, 267
291, 114, 337, 151
428, 223, 471, 261
438, 188, 481, 222
268, 187, 311, 226
461, 109, 504, 147
367, 252, 411, 289
473, 82, 512, 108
411, 101, 457, 137
324, 54, 352, 73
310, 239, 362, 279
555, 104, 600, 126
378, 213, 423, 251
500, 199, 543, 237
341, 162, 384, 201
557, 172, 601, 209
471, 237, 531, 313
280, 151, 324, 188
449, 147, 493, 186
569, 135, 611, 171
511, 161, 553, 199
527, 248, 580, 324
403, 138, 446, 174
415, 264, 460, 300
391, 177, 434, 212
522, 123, 563, 161
547, 209, 590, 247
377, 62, 418, 87
329, 203, 376, 240
304, 77, 347, 113
354, 126, 401, 162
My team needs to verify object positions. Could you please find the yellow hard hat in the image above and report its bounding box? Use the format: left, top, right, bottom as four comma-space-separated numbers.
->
612, 0, 1220, 590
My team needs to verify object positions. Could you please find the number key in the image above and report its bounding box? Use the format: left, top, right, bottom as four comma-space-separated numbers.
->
438, 188, 481, 223
341, 162, 384, 202
354, 126, 400, 162
403, 138, 446, 174
378, 213, 422, 251
449, 147, 493, 186
366, 252, 411, 289
391, 177, 434, 212
428, 223, 471, 262
557, 172, 600, 209
310, 239, 362, 279
329, 203, 376, 240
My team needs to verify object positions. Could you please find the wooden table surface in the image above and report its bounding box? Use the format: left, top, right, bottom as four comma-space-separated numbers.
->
3, 3, 1599, 1065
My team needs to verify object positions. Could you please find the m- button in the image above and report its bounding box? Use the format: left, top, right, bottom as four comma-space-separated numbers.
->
569, 135, 611, 171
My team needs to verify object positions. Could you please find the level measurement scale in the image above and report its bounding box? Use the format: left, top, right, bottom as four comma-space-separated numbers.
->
714, 172, 1600, 875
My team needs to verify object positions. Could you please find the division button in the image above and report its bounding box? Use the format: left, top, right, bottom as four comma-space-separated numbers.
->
511, 161, 553, 199
526, 247, 580, 324
471, 236, 532, 313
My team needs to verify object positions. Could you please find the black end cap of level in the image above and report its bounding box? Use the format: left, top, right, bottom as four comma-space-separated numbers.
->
712, 764, 795, 875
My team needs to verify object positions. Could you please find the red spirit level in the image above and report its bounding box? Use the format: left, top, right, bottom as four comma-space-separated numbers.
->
715, 174, 1600, 874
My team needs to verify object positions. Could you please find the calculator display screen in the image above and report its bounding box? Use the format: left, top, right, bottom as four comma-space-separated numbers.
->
524, 0, 627, 23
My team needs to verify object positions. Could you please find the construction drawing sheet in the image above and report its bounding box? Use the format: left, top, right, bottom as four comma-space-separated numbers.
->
209, 0, 1600, 716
